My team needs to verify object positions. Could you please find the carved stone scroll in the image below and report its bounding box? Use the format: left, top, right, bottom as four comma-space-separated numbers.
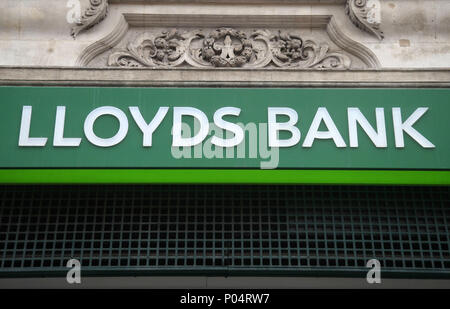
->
108, 28, 351, 70
108, 30, 187, 67
345, 0, 384, 40
71, 0, 109, 38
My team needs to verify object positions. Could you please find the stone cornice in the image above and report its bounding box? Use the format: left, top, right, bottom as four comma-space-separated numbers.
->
1, 67, 449, 88
108, 0, 347, 3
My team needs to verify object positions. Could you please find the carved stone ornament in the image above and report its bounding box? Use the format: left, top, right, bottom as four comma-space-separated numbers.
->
108, 28, 351, 70
108, 30, 187, 67
71, 0, 109, 38
346, 0, 384, 40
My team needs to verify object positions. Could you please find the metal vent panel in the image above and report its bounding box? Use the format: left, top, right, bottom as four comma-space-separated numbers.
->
0, 185, 449, 278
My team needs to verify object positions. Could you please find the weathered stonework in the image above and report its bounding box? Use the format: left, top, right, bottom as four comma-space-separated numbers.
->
345, 0, 384, 40
106, 28, 351, 70
71, 0, 109, 38
0, 0, 449, 69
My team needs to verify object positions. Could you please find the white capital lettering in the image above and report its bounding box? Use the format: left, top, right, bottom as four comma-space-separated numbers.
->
211, 107, 244, 148
53, 106, 81, 147
172, 107, 209, 147
268, 107, 301, 147
129, 106, 169, 147
348, 108, 387, 148
18, 106, 48, 147
84, 106, 129, 147
303, 107, 346, 148
392, 107, 435, 148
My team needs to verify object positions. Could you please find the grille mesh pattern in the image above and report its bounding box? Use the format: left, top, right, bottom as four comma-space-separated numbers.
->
0, 185, 449, 278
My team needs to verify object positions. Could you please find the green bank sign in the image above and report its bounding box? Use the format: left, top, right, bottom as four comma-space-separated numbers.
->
0, 87, 449, 184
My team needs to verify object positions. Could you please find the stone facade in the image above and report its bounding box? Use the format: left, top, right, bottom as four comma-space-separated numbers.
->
0, 1, 449, 289
0, 0, 449, 70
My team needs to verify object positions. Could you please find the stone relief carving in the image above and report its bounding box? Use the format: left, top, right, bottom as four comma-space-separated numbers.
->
266, 31, 351, 69
108, 30, 186, 67
69, 1, 384, 43
197, 28, 255, 67
345, 0, 384, 40
108, 28, 351, 70
71, 0, 109, 38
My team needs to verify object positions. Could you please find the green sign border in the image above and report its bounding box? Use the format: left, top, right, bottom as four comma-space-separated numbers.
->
0, 169, 449, 185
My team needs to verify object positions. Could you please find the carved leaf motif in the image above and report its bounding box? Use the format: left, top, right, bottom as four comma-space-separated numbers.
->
71, 0, 109, 38
346, 0, 384, 40
108, 31, 186, 67
268, 33, 351, 69
107, 28, 352, 70
198, 28, 255, 67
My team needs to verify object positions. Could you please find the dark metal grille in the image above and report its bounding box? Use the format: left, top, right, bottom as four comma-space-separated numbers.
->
0, 185, 449, 278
